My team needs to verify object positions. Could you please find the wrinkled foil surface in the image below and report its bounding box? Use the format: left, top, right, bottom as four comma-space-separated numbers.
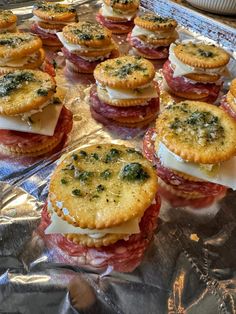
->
0, 1, 236, 313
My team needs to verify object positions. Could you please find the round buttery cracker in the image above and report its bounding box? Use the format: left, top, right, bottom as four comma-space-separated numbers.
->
156, 101, 236, 164
63, 22, 112, 48
229, 78, 236, 98
49, 144, 158, 229
0, 10, 17, 29
174, 42, 230, 69
0, 70, 56, 116
94, 56, 155, 89
33, 2, 77, 22
104, 0, 139, 12
226, 91, 236, 113
184, 72, 220, 83
135, 13, 177, 31
0, 33, 42, 59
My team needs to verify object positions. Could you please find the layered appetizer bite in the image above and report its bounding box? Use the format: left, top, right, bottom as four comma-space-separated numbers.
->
40, 144, 161, 272
0, 10, 17, 33
127, 13, 178, 59
0, 33, 45, 75
90, 56, 159, 128
163, 42, 230, 102
143, 101, 236, 206
220, 78, 236, 120
0, 70, 72, 156
31, 2, 77, 47
58, 21, 119, 74
96, 0, 139, 34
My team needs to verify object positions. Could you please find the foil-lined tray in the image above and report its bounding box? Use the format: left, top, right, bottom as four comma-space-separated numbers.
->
0, 1, 236, 313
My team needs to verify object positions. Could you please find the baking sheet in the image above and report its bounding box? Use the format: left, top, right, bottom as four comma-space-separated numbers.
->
0, 1, 236, 313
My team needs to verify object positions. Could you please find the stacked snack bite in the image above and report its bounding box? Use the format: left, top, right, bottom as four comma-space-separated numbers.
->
143, 101, 236, 206
0, 33, 45, 75
96, 0, 139, 34
31, 2, 77, 47
90, 56, 159, 128
57, 21, 119, 74
0, 69, 72, 156
220, 78, 236, 120
127, 13, 178, 59
0, 10, 17, 33
163, 42, 230, 102
40, 144, 161, 272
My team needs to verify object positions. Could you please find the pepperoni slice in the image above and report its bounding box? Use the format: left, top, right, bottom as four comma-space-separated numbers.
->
89, 85, 159, 119
96, 13, 133, 33
41, 58, 56, 77
143, 128, 226, 196
38, 194, 161, 272
163, 60, 221, 101
31, 22, 61, 44
0, 106, 73, 147
127, 33, 169, 59
220, 95, 236, 120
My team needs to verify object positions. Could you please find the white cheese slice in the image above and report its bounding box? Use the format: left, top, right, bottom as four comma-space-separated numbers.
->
169, 43, 226, 78
131, 26, 173, 39
45, 211, 140, 235
105, 84, 158, 100
158, 142, 236, 190
0, 103, 63, 136
101, 3, 135, 21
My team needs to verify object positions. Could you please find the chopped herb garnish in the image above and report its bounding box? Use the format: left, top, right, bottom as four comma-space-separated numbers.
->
79, 150, 87, 158
100, 169, 112, 179
74, 169, 93, 183
72, 154, 78, 161
53, 97, 61, 104
120, 163, 149, 182
61, 178, 68, 184
105, 148, 121, 163
0, 72, 35, 97
37, 88, 48, 96
91, 153, 99, 160
72, 189, 82, 196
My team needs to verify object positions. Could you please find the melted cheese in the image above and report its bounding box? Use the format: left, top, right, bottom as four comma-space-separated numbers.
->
103, 84, 158, 100
101, 3, 135, 21
157, 141, 236, 190
0, 103, 63, 136
131, 26, 173, 39
169, 43, 226, 78
45, 211, 140, 236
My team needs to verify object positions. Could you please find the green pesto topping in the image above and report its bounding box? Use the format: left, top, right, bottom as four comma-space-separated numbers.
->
0, 35, 32, 48
169, 110, 225, 145
34, 2, 76, 13
37, 88, 48, 96
79, 150, 87, 158
0, 72, 35, 97
141, 13, 173, 24
72, 22, 106, 41
120, 163, 149, 182
53, 97, 61, 105
91, 153, 99, 160
104, 60, 148, 79
197, 48, 214, 58
111, 0, 133, 4
105, 148, 121, 163
100, 169, 112, 179
126, 148, 142, 156
61, 178, 68, 184
72, 189, 82, 196
74, 169, 93, 183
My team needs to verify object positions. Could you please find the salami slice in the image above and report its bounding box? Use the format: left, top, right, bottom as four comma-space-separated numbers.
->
220, 95, 236, 120
31, 23, 61, 43
163, 60, 221, 100
89, 85, 159, 120
38, 194, 161, 272
96, 13, 133, 33
143, 128, 226, 197
0, 106, 72, 147
127, 33, 169, 59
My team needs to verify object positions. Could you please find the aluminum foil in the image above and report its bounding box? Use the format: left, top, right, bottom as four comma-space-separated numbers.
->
0, 1, 236, 313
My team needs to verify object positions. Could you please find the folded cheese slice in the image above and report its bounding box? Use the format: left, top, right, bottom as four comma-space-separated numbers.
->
45, 211, 140, 236
0, 103, 63, 136
158, 141, 236, 190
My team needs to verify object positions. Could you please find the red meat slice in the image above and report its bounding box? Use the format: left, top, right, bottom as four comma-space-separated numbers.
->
38, 195, 161, 272
96, 13, 133, 33
89, 85, 159, 120
163, 60, 221, 101
127, 33, 169, 59
220, 95, 236, 120
142, 128, 226, 197
31, 22, 61, 43
0, 106, 72, 147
